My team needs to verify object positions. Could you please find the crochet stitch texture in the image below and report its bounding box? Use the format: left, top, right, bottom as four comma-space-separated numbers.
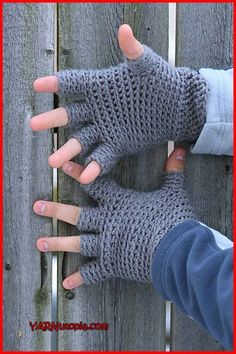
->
56, 45, 208, 174
77, 172, 195, 284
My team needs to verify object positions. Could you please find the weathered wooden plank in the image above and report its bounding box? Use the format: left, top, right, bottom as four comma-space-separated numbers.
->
57, 3, 168, 350
4, 4, 54, 351
171, 3, 233, 351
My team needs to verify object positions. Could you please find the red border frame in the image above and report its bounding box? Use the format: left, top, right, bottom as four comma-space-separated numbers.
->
0, 1, 234, 353
0, 1, 2, 353
1, 0, 234, 3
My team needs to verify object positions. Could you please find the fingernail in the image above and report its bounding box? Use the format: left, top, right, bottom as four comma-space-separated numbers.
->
39, 241, 48, 252
175, 153, 185, 161
35, 202, 46, 214
65, 279, 74, 289
63, 162, 73, 172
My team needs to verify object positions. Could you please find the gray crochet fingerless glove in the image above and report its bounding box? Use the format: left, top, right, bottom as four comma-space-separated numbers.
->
56, 45, 208, 174
77, 172, 195, 284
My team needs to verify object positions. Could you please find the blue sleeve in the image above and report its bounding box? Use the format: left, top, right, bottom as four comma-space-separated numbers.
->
151, 220, 233, 350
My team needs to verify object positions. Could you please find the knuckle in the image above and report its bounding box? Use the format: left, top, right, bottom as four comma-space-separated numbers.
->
71, 208, 80, 225
48, 203, 57, 218
74, 237, 81, 252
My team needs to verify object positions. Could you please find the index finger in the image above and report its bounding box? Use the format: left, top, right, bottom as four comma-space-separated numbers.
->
33, 75, 59, 93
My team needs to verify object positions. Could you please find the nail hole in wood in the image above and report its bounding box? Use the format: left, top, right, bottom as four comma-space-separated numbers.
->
5, 263, 12, 271
65, 290, 75, 300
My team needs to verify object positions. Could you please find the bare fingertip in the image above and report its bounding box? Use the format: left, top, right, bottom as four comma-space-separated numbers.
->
174, 147, 186, 160
48, 155, 60, 168
62, 279, 72, 290
63, 275, 84, 290
33, 200, 41, 211
118, 24, 133, 35
33, 76, 59, 93
33, 200, 46, 215
48, 155, 55, 167
29, 117, 39, 131
166, 148, 186, 172
33, 78, 40, 91
36, 239, 48, 252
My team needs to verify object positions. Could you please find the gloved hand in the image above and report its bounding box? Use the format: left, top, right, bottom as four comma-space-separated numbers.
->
56, 45, 207, 176
32, 25, 208, 182
34, 148, 195, 286
77, 173, 195, 283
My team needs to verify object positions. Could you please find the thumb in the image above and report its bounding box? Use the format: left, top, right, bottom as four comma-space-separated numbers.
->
165, 147, 186, 172
161, 148, 186, 189
118, 24, 144, 60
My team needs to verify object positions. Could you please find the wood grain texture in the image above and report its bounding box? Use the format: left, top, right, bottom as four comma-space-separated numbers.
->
57, 3, 168, 350
171, 3, 233, 351
3, 4, 54, 351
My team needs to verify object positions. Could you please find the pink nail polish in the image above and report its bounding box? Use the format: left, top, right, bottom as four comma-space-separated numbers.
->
36, 202, 45, 214
42, 241, 48, 251
38, 241, 48, 251
176, 154, 185, 161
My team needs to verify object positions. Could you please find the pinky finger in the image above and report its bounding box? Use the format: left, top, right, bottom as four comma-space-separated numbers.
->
63, 271, 84, 290
63, 261, 107, 289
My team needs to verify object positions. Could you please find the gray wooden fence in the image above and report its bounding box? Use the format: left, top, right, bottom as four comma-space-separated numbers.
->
4, 3, 232, 351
